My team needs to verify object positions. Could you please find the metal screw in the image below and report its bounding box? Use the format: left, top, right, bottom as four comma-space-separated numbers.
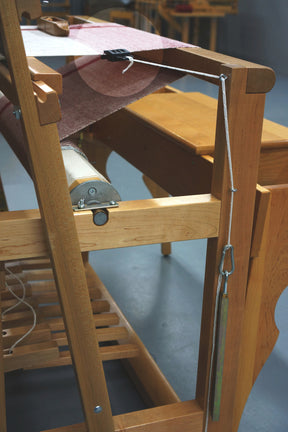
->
13, 107, 22, 120
94, 405, 102, 414
77, 198, 85, 209
109, 200, 116, 206
88, 187, 96, 196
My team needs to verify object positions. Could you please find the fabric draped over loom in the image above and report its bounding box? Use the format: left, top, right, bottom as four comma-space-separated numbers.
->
0, 23, 192, 173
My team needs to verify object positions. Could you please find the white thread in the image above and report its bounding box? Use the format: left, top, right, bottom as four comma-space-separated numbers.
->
220, 75, 236, 246
2, 266, 37, 353
122, 56, 220, 80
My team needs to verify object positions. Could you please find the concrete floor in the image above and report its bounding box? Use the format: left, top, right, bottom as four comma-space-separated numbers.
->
1, 71, 288, 431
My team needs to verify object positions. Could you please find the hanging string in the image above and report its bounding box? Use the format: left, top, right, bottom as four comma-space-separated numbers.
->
122, 57, 237, 429
2, 266, 37, 353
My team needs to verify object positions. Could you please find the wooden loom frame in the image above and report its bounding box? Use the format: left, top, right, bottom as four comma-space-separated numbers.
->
0, 1, 278, 431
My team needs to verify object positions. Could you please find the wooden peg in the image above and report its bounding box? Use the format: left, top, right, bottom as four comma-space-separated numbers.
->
28, 57, 62, 95
32, 80, 61, 125
37, 16, 70, 37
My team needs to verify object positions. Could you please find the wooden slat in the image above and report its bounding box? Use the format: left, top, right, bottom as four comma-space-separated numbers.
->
41, 400, 203, 432
47, 313, 120, 332
2, 310, 37, 329
23, 268, 54, 281
1, 284, 32, 300
2, 323, 51, 349
39, 300, 110, 318
18, 258, 51, 270
52, 326, 129, 347
1, 296, 36, 312
0, 195, 220, 261
31, 287, 102, 304
32, 344, 139, 368
86, 264, 180, 407
3, 341, 59, 372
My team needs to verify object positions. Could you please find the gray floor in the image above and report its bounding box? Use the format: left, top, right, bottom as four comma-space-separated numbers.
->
1, 71, 288, 431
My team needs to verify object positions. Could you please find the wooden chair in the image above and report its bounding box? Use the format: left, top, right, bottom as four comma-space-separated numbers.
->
0, 1, 277, 432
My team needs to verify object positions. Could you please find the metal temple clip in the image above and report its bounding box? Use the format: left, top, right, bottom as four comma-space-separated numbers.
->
101, 49, 132, 62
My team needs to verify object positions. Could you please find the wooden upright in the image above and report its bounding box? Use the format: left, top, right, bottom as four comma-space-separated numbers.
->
0, 1, 278, 432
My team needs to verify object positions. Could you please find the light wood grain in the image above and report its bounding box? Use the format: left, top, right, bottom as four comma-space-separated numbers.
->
3, 341, 60, 372
15, 0, 42, 20
142, 175, 171, 256
0, 264, 7, 432
254, 185, 288, 381
28, 57, 62, 95
85, 264, 180, 407
2, 323, 52, 349
196, 66, 266, 431
0, 2, 114, 429
41, 400, 203, 432
0, 195, 220, 260
128, 92, 288, 155
139, 46, 275, 93
30, 344, 140, 369
231, 185, 271, 430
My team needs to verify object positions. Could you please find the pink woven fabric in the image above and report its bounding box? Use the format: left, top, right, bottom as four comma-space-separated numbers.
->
1, 23, 193, 171
67, 22, 192, 53
21, 22, 192, 56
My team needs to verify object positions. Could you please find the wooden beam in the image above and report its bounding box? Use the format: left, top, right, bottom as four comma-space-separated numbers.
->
41, 400, 203, 432
137, 47, 275, 93
196, 65, 266, 431
0, 2, 114, 429
0, 264, 7, 432
0, 195, 220, 261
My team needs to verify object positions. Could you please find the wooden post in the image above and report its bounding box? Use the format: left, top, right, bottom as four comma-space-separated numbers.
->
0, 2, 114, 430
196, 65, 266, 431
0, 263, 7, 432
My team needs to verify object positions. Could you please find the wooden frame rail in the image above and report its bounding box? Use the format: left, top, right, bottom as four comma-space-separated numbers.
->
0, 194, 220, 260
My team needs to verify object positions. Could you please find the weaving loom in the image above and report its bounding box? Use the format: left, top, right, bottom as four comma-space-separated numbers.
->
0, 1, 284, 432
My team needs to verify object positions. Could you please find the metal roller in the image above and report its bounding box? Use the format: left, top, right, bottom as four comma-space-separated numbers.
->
61, 140, 121, 224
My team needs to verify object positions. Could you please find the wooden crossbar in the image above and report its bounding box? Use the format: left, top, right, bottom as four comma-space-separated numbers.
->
0, 195, 220, 261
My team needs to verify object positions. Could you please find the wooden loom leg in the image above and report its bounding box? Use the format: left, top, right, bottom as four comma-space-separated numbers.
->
0, 263, 7, 432
196, 66, 266, 431
0, 180, 8, 431
142, 175, 171, 256
0, 2, 113, 431
233, 183, 288, 429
